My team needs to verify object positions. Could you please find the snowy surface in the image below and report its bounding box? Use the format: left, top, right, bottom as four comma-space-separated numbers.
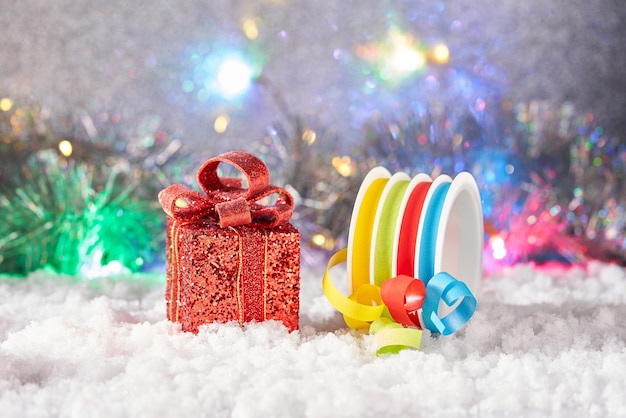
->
2, 262, 626, 417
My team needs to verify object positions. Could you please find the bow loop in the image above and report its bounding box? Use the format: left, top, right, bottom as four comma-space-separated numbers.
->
158, 184, 214, 222
159, 151, 294, 228
197, 151, 270, 198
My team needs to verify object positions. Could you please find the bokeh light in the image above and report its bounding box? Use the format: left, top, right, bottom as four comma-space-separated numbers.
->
389, 44, 426, 74
301, 129, 317, 145
242, 18, 259, 40
182, 43, 266, 103
355, 27, 429, 85
311, 233, 335, 250
216, 58, 253, 98
490, 235, 507, 260
332, 155, 356, 177
58, 139, 73, 157
0, 97, 13, 112
431, 43, 450, 65
214, 114, 230, 133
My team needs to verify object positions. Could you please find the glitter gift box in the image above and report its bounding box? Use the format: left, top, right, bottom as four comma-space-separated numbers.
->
159, 151, 300, 333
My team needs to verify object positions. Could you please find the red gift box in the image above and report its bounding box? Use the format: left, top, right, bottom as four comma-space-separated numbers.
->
159, 151, 300, 332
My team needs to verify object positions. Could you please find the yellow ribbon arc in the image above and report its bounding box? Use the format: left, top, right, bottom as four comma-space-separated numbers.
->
322, 249, 384, 327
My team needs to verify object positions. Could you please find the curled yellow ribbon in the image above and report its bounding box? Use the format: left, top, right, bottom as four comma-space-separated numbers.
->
322, 249, 384, 328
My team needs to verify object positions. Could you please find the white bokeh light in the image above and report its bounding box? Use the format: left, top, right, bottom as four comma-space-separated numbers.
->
216, 58, 253, 98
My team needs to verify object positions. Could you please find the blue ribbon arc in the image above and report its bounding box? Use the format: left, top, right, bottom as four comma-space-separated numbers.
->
422, 272, 477, 335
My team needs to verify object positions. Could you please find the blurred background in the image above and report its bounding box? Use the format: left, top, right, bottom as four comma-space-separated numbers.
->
1, 0, 625, 277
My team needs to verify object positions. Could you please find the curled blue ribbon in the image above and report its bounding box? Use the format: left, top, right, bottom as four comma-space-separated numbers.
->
422, 272, 477, 335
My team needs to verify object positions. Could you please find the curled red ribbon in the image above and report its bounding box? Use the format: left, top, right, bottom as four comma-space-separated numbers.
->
380, 275, 426, 328
158, 151, 294, 228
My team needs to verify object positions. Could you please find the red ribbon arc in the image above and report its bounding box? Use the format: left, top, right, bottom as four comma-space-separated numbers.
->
158, 151, 294, 228
381, 275, 426, 328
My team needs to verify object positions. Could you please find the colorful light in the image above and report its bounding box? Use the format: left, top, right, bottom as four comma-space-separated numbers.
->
332, 155, 356, 177
355, 27, 428, 85
490, 235, 507, 260
183, 42, 266, 102
0, 97, 13, 112
214, 114, 230, 133
389, 44, 426, 74
301, 129, 316, 145
242, 18, 259, 40
79, 248, 129, 279
58, 139, 73, 157
431, 43, 450, 65
311, 233, 335, 250
216, 58, 253, 98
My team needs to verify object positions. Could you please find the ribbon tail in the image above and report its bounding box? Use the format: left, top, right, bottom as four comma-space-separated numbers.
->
370, 317, 422, 355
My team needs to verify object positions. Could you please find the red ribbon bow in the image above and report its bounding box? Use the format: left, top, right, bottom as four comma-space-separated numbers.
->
158, 151, 294, 228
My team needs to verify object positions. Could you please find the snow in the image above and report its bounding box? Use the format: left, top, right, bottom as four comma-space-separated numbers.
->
2, 262, 626, 417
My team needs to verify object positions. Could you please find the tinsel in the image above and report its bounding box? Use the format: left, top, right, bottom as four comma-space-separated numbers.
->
0, 99, 186, 197
357, 100, 626, 266
253, 118, 357, 253
508, 102, 626, 265
1, 94, 624, 275
0, 151, 161, 276
0, 99, 186, 277
255, 95, 625, 268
